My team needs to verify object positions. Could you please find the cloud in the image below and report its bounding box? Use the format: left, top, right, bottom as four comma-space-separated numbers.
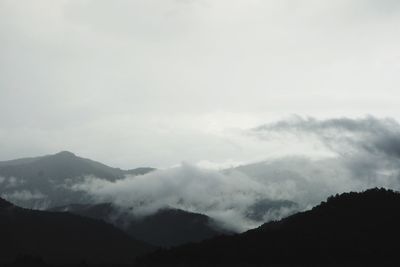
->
249, 116, 400, 191
252, 116, 400, 159
71, 164, 270, 231
1, 1, 400, 168
70, 116, 400, 232
2, 0, 400, 231
0, 177, 25, 188
2, 190, 46, 201
5, 177, 25, 188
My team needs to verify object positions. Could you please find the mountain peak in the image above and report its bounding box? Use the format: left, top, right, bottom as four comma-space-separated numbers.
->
54, 151, 77, 157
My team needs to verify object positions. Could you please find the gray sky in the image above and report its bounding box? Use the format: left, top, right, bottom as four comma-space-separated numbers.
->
1, 0, 400, 168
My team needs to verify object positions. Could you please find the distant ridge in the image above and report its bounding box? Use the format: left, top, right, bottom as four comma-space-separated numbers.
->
0, 151, 155, 181
50, 203, 229, 247
0, 151, 155, 208
140, 188, 400, 266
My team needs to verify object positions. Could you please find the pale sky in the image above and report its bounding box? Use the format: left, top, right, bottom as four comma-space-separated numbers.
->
1, 0, 400, 168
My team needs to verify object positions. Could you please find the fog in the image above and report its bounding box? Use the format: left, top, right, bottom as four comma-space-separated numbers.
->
70, 116, 400, 231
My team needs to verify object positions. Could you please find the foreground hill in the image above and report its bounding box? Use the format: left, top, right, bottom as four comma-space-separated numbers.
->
50, 203, 229, 247
0, 151, 155, 208
0, 198, 153, 265
139, 188, 400, 266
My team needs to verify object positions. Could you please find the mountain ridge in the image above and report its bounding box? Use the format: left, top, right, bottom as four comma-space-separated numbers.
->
0, 151, 155, 181
0, 197, 154, 265
0, 151, 155, 209
49, 202, 230, 247
139, 188, 400, 266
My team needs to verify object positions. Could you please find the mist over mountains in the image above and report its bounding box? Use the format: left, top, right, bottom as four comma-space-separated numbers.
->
2, 187, 400, 266
0, 152, 236, 248
2, 0, 400, 265
0, 152, 234, 247
1, 117, 400, 265
0, 151, 302, 232
140, 188, 400, 266
0, 151, 154, 209
3, 117, 400, 232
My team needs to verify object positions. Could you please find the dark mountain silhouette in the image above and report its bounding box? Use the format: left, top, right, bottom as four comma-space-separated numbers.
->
50, 203, 229, 247
0, 151, 155, 208
0, 197, 153, 265
120, 208, 230, 247
139, 188, 400, 266
49, 202, 117, 221
245, 198, 298, 222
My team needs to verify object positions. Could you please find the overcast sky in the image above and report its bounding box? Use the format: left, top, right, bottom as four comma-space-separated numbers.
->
1, 0, 400, 168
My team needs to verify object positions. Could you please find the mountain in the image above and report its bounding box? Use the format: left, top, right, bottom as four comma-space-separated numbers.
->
139, 188, 400, 266
0, 151, 155, 208
245, 198, 298, 222
0, 198, 153, 265
126, 208, 230, 247
50, 203, 229, 247
0, 151, 155, 181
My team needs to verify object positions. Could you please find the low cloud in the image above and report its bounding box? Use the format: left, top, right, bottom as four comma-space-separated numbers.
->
0, 176, 25, 188
72, 164, 270, 231
252, 116, 400, 158
71, 116, 400, 232
2, 190, 46, 201
251, 116, 400, 188
6, 177, 25, 188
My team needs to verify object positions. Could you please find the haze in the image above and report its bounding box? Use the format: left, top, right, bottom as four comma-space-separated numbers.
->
1, 0, 400, 168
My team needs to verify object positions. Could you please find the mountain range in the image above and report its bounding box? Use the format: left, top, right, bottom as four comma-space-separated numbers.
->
139, 188, 400, 266
6, 152, 399, 266
1, 154, 399, 267
0, 151, 231, 248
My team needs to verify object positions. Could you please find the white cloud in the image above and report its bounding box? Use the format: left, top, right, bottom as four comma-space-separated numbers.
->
70, 116, 400, 231
71, 164, 267, 231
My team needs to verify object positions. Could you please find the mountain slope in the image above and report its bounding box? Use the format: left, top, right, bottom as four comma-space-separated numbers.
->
0, 151, 155, 208
0, 151, 155, 181
50, 203, 228, 247
140, 188, 400, 266
0, 198, 153, 265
